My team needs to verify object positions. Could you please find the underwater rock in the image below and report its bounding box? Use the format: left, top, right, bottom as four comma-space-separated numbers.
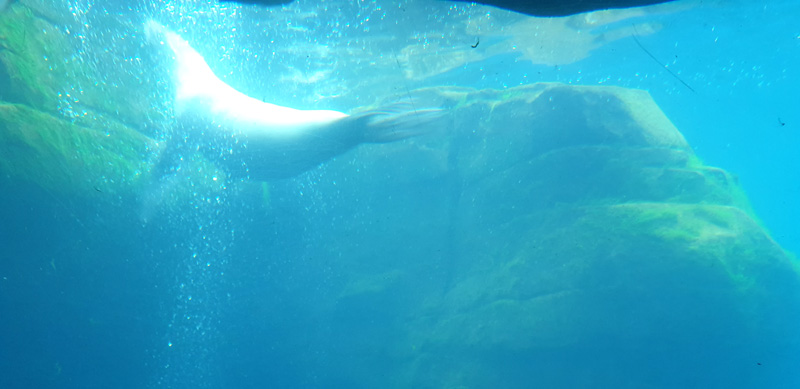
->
0, 102, 158, 196
0, 1, 167, 128
321, 83, 800, 388
417, 84, 800, 387
0, 4, 69, 111
0, 2, 181, 202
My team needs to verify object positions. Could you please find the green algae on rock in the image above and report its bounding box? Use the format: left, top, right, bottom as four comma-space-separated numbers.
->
0, 1, 176, 200
317, 83, 800, 388
0, 0, 168, 127
0, 4, 70, 111
0, 102, 158, 196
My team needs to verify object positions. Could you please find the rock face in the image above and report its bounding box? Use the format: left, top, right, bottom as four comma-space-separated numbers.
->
0, 2, 220, 202
315, 84, 800, 388
0, 1, 159, 196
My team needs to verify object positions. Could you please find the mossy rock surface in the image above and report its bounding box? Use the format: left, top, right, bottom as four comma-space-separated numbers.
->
405, 202, 800, 388
446, 84, 689, 184
317, 83, 800, 388
0, 1, 175, 200
0, 103, 157, 196
0, 0, 166, 127
0, 4, 70, 110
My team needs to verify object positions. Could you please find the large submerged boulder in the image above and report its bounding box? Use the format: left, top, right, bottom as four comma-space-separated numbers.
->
318, 83, 800, 388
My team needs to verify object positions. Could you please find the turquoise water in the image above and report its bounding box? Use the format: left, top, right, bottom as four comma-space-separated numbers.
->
1, 0, 798, 387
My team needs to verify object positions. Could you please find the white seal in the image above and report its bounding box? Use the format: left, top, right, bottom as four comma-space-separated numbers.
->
145, 21, 443, 180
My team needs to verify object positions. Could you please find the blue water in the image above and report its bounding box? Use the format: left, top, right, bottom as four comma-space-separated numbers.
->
1, 0, 799, 388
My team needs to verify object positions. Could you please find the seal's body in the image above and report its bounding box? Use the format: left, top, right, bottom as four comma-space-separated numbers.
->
146, 21, 442, 180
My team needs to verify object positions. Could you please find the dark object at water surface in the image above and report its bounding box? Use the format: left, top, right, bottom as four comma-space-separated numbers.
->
219, 0, 294, 6
452, 0, 675, 16
219, 0, 676, 16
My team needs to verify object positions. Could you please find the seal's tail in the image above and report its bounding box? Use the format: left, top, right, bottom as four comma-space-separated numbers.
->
354, 102, 447, 143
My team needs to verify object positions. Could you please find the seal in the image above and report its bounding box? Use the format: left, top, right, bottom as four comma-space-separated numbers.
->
145, 21, 443, 180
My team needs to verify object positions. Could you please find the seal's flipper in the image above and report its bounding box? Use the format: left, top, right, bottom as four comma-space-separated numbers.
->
354, 105, 446, 143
